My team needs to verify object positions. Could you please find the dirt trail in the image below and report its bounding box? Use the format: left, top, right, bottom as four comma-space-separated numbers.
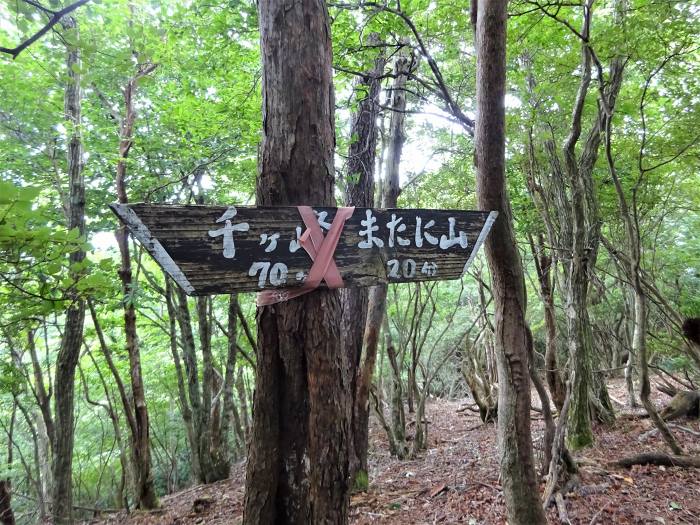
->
87, 379, 700, 524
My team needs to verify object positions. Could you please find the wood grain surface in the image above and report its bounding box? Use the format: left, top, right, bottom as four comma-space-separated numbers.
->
111, 203, 498, 295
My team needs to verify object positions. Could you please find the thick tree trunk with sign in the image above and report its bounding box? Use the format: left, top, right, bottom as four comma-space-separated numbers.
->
243, 0, 352, 522
343, 41, 386, 486
473, 1, 547, 524
52, 17, 86, 525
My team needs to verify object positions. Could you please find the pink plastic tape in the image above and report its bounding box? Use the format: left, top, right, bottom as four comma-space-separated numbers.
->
257, 205, 355, 306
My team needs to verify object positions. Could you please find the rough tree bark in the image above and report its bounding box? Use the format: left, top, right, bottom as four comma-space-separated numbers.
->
561, 4, 597, 449
361, 54, 410, 464
243, 0, 352, 522
621, 290, 638, 407
27, 329, 55, 448
164, 279, 200, 481
195, 296, 216, 479
218, 294, 240, 468
527, 326, 556, 477
51, 17, 86, 525
554, 0, 623, 448
473, 1, 547, 523
523, 1, 623, 446
528, 234, 566, 411
114, 63, 159, 509
235, 367, 250, 440
173, 287, 213, 482
168, 279, 236, 482
342, 39, 386, 486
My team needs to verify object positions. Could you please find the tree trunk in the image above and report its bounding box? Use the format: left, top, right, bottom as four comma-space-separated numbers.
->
604, 110, 682, 454
560, 5, 597, 450
174, 288, 211, 483
27, 329, 54, 447
35, 407, 51, 518
528, 332, 555, 477
1, 402, 15, 525
342, 40, 385, 486
529, 234, 565, 411
614, 453, 700, 469
196, 296, 214, 475
114, 64, 159, 510
564, 5, 626, 444
236, 367, 250, 440
385, 315, 408, 458
0, 481, 14, 525
27, 328, 54, 514
52, 17, 86, 525
625, 354, 637, 408
88, 300, 138, 505
196, 296, 229, 482
473, 2, 547, 523
82, 341, 131, 510
359, 54, 410, 464
213, 293, 240, 478
348, 51, 402, 482
164, 279, 200, 481
354, 284, 386, 478
171, 282, 234, 482
243, 0, 351, 522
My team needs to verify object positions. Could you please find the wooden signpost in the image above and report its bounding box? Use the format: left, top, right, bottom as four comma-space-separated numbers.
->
111, 203, 497, 296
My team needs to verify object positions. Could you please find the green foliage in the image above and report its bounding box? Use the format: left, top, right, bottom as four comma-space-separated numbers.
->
0, 0, 698, 521
353, 469, 369, 492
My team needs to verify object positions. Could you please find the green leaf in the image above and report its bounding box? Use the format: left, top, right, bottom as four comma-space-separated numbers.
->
46, 262, 62, 275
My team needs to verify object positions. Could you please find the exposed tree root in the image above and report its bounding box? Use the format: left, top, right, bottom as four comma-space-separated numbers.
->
656, 382, 678, 397
555, 492, 571, 525
639, 423, 700, 441
543, 384, 578, 509
614, 453, 700, 469
617, 412, 650, 420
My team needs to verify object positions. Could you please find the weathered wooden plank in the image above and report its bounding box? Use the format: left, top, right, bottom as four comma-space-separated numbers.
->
110, 203, 498, 295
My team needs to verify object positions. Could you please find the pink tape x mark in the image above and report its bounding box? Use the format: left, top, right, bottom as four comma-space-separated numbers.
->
257, 205, 355, 306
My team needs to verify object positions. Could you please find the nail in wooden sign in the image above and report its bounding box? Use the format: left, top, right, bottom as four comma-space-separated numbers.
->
110, 204, 498, 296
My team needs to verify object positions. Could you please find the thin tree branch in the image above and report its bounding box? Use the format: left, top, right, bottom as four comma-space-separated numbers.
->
0, 0, 91, 59
330, 2, 475, 134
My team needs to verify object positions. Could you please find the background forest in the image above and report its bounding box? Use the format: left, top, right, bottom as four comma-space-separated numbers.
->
0, 0, 699, 523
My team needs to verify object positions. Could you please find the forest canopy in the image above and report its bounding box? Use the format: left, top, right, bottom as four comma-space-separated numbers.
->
0, 0, 698, 524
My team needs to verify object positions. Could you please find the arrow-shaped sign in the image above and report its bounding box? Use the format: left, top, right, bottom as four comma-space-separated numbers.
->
110, 204, 497, 296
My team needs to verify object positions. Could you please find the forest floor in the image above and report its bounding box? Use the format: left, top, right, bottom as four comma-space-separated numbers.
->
88, 379, 700, 524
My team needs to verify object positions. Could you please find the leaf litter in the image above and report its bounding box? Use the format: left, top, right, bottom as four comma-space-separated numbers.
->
87, 379, 700, 525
